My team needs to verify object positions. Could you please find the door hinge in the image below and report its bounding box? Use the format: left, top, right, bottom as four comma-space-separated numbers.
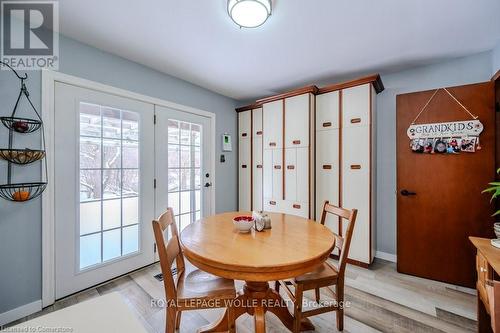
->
154, 243, 157, 253
154, 178, 157, 188
154, 114, 157, 124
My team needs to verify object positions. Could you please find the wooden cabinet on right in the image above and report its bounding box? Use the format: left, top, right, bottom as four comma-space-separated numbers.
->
316, 83, 376, 266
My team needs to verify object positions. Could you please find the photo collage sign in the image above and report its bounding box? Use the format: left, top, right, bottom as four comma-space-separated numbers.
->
407, 120, 483, 154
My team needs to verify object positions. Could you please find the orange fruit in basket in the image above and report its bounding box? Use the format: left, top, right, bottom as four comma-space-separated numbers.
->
12, 190, 30, 201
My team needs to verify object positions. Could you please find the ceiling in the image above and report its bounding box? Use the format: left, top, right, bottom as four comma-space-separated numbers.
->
59, 0, 500, 101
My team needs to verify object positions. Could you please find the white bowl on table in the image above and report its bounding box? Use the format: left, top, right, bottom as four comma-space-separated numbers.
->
233, 216, 254, 233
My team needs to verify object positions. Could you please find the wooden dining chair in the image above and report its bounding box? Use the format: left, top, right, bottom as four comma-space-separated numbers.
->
152, 208, 236, 333
274, 201, 357, 332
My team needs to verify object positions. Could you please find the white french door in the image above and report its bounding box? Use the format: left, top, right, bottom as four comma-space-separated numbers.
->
154, 106, 214, 240
52, 81, 215, 300
54, 82, 155, 299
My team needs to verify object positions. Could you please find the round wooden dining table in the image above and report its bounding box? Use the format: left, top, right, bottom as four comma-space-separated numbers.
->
180, 211, 335, 333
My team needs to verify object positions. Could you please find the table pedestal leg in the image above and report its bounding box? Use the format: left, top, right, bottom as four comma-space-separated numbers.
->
197, 281, 314, 333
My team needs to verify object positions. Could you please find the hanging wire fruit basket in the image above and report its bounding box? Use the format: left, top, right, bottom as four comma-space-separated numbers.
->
0, 116, 42, 133
0, 61, 48, 202
0, 182, 47, 202
0, 148, 46, 164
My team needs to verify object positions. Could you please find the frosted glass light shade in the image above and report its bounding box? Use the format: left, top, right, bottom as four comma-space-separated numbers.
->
228, 0, 272, 28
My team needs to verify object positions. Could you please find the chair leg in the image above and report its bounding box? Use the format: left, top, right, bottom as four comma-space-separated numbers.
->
227, 306, 235, 333
293, 284, 304, 333
175, 311, 182, 330
166, 307, 177, 333
336, 282, 344, 331
274, 280, 280, 293
315, 287, 321, 303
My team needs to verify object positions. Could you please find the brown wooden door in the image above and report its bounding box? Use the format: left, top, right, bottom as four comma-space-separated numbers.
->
397, 81, 495, 288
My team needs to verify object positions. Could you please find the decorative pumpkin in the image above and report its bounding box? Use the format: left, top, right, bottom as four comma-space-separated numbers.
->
12, 190, 30, 201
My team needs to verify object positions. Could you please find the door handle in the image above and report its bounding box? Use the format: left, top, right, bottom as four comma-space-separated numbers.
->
204, 182, 212, 188
401, 189, 416, 196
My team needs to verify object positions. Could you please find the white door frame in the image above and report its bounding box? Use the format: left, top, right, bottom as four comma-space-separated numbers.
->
41, 70, 216, 307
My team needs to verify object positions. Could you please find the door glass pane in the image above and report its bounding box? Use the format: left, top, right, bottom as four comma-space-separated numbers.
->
79, 103, 141, 270
167, 119, 203, 232
80, 233, 101, 269
103, 199, 121, 230
103, 229, 121, 261
123, 225, 139, 255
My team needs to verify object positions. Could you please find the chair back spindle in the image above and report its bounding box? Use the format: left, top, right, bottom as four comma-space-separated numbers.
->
319, 200, 358, 275
152, 207, 186, 302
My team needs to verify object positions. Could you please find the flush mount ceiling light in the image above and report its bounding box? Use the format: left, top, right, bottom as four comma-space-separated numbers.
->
227, 0, 272, 28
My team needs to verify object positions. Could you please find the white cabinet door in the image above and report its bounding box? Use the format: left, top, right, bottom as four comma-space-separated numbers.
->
342, 84, 371, 128
253, 136, 263, 212
238, 110, 251, 139
252, 108, 263, 136
285, 94, 310, 148
296, 147, 309, 204
284, 148, 297, 202
316, 91, 340, 130
283, 200, 309, 218
263, 100, 283, 149
238, 138, 251, 211
342, 125, 370, 263
263, 149, 273, 199
272, 149, 283, 200
316, 129, 339, 220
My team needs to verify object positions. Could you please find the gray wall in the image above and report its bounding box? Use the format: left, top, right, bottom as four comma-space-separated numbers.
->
376, 51, 493, 255
494, 41, 500, 75
0, 35, 238, 314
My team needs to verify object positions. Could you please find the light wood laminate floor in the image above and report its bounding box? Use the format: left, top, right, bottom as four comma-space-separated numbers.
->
6, 259, 477, 332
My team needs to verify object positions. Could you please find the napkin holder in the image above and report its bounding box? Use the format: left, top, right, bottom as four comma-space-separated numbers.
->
252, 211, 271, 230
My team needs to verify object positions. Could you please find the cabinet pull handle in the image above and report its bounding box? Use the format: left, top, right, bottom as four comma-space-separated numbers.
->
256, 164, 263, 169
242, 132, 248, 137
269, 201, 276, 205
322, 122, 332, 127
293, 204, 301, 209
256, 131, 263, 135
242, 165, 247, 168
350, 164, 361, 170
350, 118, 361, 124
269, 142, 276, 147
293, 140, 301, 145
323, 164, 332, 170
274, 165, 281, 170
287, 165, 295, 170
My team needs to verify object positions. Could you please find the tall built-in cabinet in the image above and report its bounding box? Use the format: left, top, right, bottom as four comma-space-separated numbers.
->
237, 75, 382, 267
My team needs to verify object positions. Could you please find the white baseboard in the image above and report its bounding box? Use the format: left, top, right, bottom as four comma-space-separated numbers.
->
0, 300, 42, 327
375, 251, 397, 263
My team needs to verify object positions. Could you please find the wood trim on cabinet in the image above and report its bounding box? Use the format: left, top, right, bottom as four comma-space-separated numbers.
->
492, 69, 500, 82
308, 93, 312, 219
235, 103, 262, 113
256, 85, 319, 105
317, 74, 384, 95
368, 86, 373, 262
338, 90, 343, 237
282, 99, 286, 201
250, 110, 253, 210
